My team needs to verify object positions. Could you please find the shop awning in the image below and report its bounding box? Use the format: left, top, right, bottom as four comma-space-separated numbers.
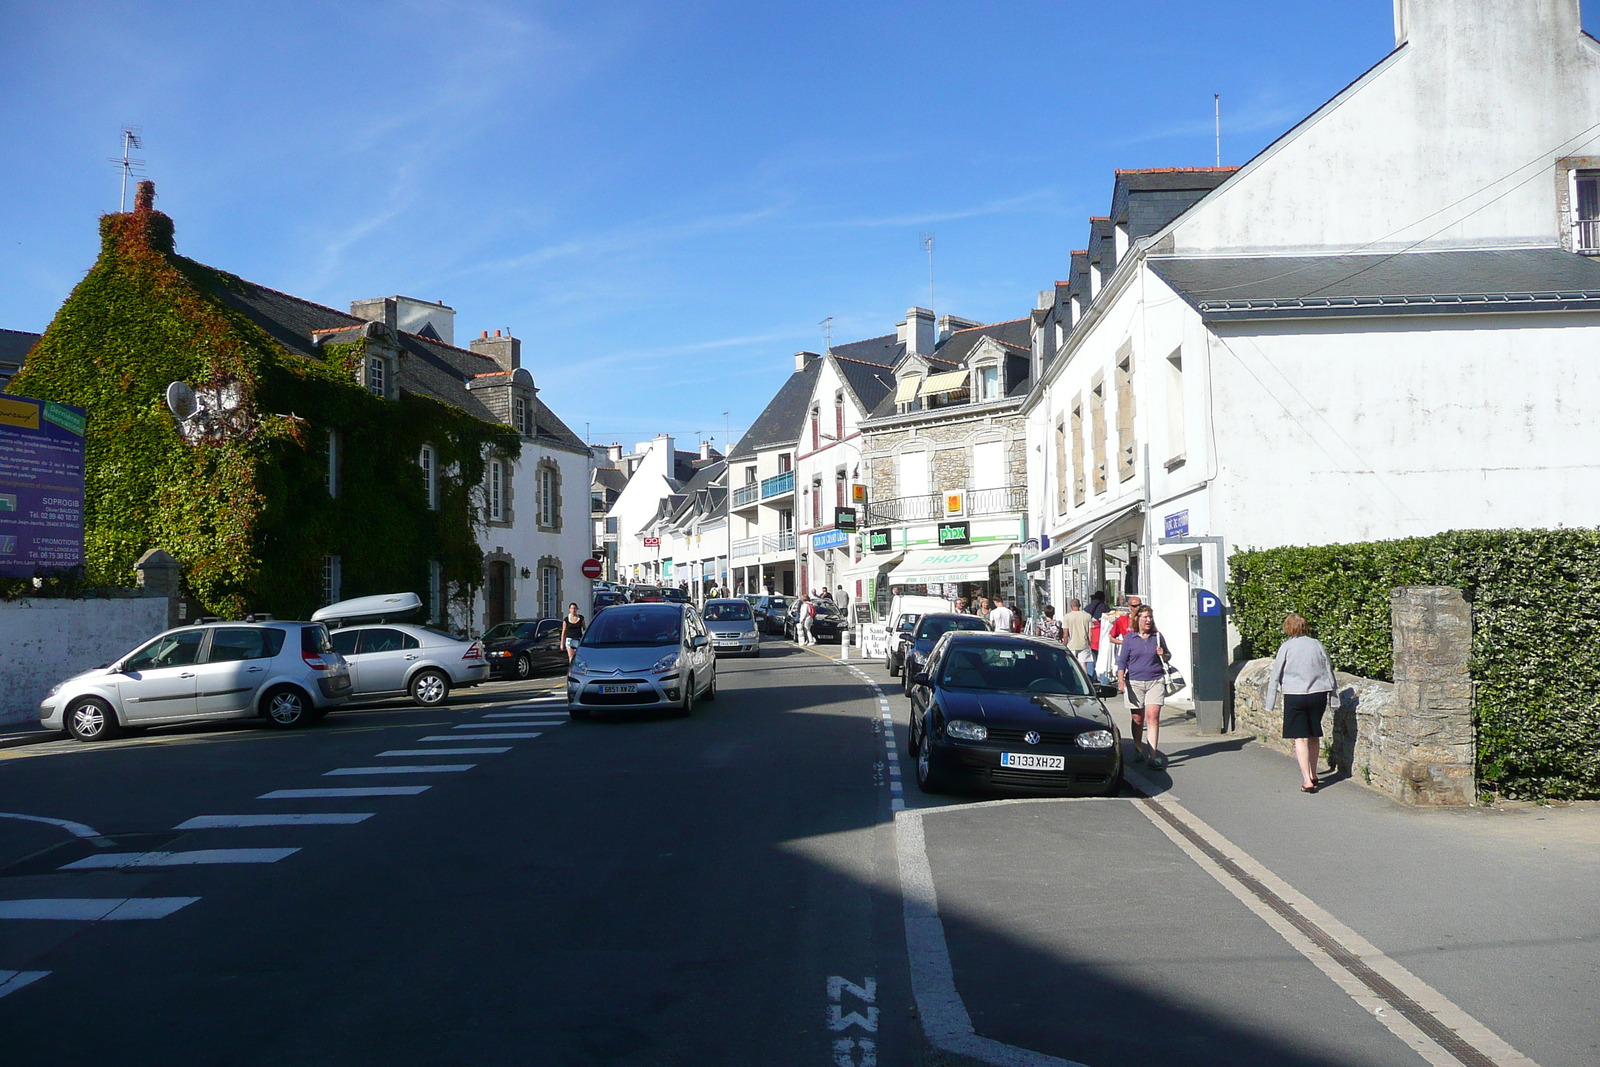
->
1055, 503, 1144, 553
894, 376, 922, 403
918, 370, 969, 397
888, 541, 1014, 586
841, 553, 903, 582
1024, 546, 1063, 573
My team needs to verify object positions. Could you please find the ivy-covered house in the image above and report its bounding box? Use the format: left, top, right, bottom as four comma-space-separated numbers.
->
5, 182, 515, 623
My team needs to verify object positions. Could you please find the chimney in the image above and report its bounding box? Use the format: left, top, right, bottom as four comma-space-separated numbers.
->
471, 330, 521, 372
700, 440, 712, 460
350, 297, 398, 331
133, 180, 156, 213
905, 307, 935, 357
608, 443, 623, 463
936, 314, 981, 342
794, 350, 821, 372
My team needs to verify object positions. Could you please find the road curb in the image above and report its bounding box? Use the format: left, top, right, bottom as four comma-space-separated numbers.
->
0, 729, 61, 751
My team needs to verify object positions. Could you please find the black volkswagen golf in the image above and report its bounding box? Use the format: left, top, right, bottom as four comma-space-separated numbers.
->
907, 632, 1123, 797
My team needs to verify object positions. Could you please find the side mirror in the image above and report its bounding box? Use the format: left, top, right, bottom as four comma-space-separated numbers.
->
1096, 683, 1119, 699
692, 635, 709, 649
913, 672, 931, 687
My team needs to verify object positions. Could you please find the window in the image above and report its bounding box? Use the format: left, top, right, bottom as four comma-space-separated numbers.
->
1071, 398, 1086, 506
779, 453, 791, 473
811, 479, 822, 526
1054, 416, 1068, 513
1090, 380, 1107, 495
325, 430, 340, 499
419, 445, 437, 509
1115, 343, 1136, 482
366, 355, 386, 397
605, 516, 619, 534
835, 390, 845, 440
972, 441, 1005, 491
974, 363, 1000, 402
124, 629, 205, 672
513, 396, 530, 436
745, 465, 757, 485
836, 469, 846, 508
811, 405, 820, 449
1576, 171, 1600, 253
898, 450, 930, 498
206, 627, 282, 662
538, 464, 558, 528
488, 460, 505, 522
540, 565, 560, 619
1165, 349, 1186, 467
322, 555, 342, 605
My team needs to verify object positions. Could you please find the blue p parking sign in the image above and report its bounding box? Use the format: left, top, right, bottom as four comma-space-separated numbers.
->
1196, 590, 1222, 617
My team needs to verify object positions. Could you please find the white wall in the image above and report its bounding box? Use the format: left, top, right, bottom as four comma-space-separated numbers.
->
0, 598, 170, 726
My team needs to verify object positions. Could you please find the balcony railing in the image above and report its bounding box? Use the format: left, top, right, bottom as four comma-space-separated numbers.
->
1577, 218, 1600, 253
760, 469, 795, 500
865, 485, 1027, 527
732, 536, 761, 560
765, 531, 796, 554
732, 483, 760, 509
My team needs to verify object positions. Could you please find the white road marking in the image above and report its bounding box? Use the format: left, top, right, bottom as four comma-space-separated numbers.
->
0, 970, 50, 999
416, 733, 539, 740
379, 747, 510, 756
176, 813, 373, 828
258, 787, 429, 798
324, 765, 474, 775
60, 848, 300, 870
451, 722, 552, 730
482, 712, 565, 719
0, 897, 201, 920
0, 811, 111, 846
508, 701, 565, 708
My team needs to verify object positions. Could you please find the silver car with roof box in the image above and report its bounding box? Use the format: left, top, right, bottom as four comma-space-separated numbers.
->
314, 592, 489, 707
39, 618, 351, 742
566, 603, 716, 718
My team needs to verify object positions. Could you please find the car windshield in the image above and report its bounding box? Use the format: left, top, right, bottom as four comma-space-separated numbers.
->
937, 640, 1093, 695
703, 601, 753, 622
583, 607, 682, 647
484, 622, 539, 641
768, 597, 790, 610
895, 614, 919, 632
661, 589, 688, 602
916, 615, 989, 640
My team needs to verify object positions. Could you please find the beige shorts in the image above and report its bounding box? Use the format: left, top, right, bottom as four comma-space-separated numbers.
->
1126, 677, 1165, 714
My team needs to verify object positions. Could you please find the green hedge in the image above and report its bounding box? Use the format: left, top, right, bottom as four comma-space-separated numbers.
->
1230, 530, 1600, 800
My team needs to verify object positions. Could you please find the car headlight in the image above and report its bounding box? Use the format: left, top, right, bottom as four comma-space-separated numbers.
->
45, 682, 63, 698
1076, 729, 1115, 750
570, 658, 591, 676
651, 652, 680, 673
946, 719, 988, 741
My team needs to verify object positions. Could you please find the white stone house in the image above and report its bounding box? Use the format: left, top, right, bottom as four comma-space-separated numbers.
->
726, 355, 818, 598
1023, 0, 1600, 683
608, 436, 723, 588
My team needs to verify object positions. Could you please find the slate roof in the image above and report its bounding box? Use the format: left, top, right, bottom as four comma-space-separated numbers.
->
0, 328, 40, 387
727, 356, 824, 461
593, 467, 628, 493
829, 331, 922, 413
1149, 248, 1600, 320
1110, 168, 1237, 240
866, 318, 1034, 418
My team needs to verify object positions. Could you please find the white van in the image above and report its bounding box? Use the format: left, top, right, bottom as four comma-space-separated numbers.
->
884, 594, 956, 677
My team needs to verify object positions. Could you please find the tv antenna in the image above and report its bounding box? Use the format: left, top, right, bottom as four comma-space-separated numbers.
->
819, 316, 833, 353
109, 126, 146, 212
920, 232, 935, 319
1214, 94, 1221, 168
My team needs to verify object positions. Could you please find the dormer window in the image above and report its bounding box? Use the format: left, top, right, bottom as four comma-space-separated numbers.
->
513, 395, 531, 437
366, 355, 386, 396
974, 363, 1000, 402
894, 374, 922, 414
1574, 171, 1600, 253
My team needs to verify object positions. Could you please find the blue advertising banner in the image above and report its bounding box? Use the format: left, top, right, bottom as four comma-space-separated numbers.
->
811, 529, 849, 552
0, 394, 87, 578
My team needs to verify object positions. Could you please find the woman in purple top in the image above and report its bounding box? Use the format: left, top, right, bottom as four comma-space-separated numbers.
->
1117, 606, 1171, 768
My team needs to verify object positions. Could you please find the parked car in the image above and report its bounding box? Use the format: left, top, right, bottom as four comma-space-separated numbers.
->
479, 618, 566, 679
885, 613, 921, 678
661, 587, 689, 604
567, 603, 717, 718
702, 598, 760, 656
750, 595, 792, 635
630, 586, 666, 603
315, 593, 487, 707
899, 613, 992, 695
907, 632, 1122, 797
40, 619, 351, 742
784, 600, 844, 643
593, 590, 628, 613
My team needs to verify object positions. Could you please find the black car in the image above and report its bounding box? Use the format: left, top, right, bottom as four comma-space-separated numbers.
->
907, 632, 1123, 797
661, 587, 689, 604
896, 613, 990, 692
630, 586, 666, 603
481, 618, 566, 679
593, 591, 628, 612
784, 600, 844, 643
750, 595, 792, 635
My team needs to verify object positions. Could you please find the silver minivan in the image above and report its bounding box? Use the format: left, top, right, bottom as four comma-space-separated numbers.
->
566, 603, 717, 718
702, 598, 760, 657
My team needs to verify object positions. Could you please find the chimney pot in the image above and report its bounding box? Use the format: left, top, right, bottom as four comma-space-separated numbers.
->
481, 330, 488, 339
494, 329, 501, 337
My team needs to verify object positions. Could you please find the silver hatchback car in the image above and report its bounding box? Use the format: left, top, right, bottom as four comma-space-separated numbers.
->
566, 603, 717, 718
701, 598, 760, 657
326, 624, 488, 706
40, 620, 352, 742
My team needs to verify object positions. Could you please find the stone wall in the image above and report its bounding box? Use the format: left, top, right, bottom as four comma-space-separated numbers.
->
860, 406, 1028, 500
1232, 586, 1477, 806
0, 597, 171, 726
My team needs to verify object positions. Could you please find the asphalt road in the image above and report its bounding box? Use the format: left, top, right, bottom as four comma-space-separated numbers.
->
0, 648, 908, 1067
4, 642, 1594, 1067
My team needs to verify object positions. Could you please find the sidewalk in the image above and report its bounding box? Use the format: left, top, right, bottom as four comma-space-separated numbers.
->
0, 722, 59, 750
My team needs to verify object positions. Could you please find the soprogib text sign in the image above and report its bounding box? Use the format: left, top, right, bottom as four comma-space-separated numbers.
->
0, 394, 87, 578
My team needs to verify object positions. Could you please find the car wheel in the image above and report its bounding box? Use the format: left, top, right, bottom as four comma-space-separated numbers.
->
915, 716, 947, 794
906, 711, 921, 757
704, 669, 717, 701
410, 670, 450, 707
676, 676, 694, 718
262, 686, 312, 729
515, 653, 533, 679
901, 669, 913, 697
65, 698, 119, 743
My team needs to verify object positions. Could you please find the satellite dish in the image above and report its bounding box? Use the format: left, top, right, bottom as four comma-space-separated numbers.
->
165, 381, 196, 421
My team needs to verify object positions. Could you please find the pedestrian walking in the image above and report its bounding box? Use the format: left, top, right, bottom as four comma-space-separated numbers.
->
1006, 599, 1024, 632
798, 595, 817, 645
1037, 605, 1064, 643
987, 597, 1014, 633
1062, 598, 1093, 673
1086, 590, 1108, 621
955, 597, 969, 615
560, 602, 586, 664
1117, 605, 1171, 768
1263, 613, 1339, 793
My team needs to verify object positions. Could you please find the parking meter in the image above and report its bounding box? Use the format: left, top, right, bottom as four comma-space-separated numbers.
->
1193, 589, 1227, 734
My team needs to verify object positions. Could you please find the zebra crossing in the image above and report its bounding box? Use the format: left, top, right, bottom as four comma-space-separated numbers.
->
0, 692, 570, 1000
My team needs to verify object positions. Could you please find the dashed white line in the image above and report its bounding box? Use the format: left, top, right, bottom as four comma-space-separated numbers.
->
323, 765, 474, 775
452, 722, 554, 730
0, 897, 201, 921
481, 712, 565, 719
416, 733, 540, 741
176, 813, 373, 828
60, 848, 300, 870
379, 747, 510, 756
258, 787, 430, 798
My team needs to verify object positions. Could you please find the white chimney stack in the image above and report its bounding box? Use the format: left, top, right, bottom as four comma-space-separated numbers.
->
904, 307, 935, 357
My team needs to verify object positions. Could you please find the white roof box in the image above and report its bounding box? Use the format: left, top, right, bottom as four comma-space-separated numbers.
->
312, 592, 423, 625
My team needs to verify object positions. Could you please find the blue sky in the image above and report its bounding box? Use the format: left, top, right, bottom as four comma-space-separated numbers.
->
4, 1, 1590, 450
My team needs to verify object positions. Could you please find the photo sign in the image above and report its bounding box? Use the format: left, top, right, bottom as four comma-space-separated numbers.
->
0, 394, 87, 578
834, 507, 857, 532
867, 529, 893, 552
937, 521, 970, 547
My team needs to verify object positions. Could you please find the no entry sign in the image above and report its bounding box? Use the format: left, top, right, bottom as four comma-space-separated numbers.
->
581, 558, 603, 579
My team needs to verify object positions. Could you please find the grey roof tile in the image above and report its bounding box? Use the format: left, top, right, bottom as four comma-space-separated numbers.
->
728, 357, 823, 460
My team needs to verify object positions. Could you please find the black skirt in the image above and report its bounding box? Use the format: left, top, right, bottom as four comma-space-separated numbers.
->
1282, 692, 1329, 739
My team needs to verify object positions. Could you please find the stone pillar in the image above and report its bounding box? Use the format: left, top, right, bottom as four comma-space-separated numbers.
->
135, 548, 182, 628
1385, 586, 1475, 806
